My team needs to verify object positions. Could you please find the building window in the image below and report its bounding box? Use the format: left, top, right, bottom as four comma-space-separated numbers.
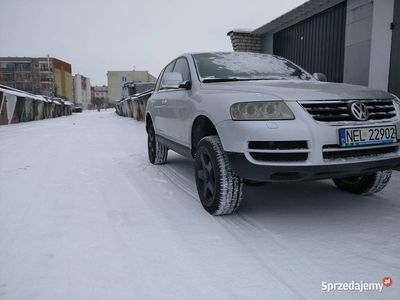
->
2, 74, 13, 81
1, 63, 14, 72
21, 74, 31, 80
19, 64, 31, 72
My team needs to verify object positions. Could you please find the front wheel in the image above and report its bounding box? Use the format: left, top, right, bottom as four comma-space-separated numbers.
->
147, 124, 168, 164
195, 136, 244, 215
332, 170, 392, 195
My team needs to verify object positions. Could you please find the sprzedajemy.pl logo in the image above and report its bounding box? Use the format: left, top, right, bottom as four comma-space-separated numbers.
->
321, 277, 392, 293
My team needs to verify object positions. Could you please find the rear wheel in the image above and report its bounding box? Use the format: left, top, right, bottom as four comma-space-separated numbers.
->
147, 124, 168, 164
195, 136, 243, 215
332, 170, 392, 195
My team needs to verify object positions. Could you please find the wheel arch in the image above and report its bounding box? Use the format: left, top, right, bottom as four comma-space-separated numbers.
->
145, 113, 153, 133
191, 115, 218, 158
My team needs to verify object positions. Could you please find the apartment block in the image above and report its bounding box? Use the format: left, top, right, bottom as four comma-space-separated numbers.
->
72, 74, 91, 110
107, 70, 157, 102
0, 56, 73, 100
92, 85, 109, 107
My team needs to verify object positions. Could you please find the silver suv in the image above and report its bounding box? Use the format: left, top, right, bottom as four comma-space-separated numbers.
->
145, 52, 400, 215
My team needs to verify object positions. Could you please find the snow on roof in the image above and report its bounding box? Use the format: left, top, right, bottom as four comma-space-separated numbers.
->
28, 94, 47, 102
0, 87, 29, 98
0, 85, 47, 101
227, 28, 253, 34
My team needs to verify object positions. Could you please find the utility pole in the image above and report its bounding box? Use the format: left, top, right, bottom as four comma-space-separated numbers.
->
47, 54, 53, 98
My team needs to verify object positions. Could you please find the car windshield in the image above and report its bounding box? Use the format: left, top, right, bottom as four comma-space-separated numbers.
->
192, 52, 313, 82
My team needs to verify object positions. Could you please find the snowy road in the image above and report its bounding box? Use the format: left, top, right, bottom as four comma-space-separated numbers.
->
0, 111, 399, 300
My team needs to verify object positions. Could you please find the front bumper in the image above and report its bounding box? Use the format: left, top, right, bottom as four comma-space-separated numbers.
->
225, 152, 400, 181
216, 102, 400, 182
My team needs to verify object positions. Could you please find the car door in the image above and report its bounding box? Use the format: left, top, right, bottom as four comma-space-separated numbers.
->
149, 62, 175, 137
164, 57, 193, 147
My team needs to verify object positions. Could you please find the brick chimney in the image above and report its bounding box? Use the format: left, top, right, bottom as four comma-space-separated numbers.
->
227, 30, 262, 53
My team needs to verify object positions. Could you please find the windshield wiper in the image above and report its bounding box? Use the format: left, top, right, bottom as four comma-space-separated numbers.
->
202, 78, 241, 83
247, 77, 288, 81
202, 77, 288, 83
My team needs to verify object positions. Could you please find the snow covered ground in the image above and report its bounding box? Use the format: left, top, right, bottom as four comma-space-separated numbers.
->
0, 110, 399, 300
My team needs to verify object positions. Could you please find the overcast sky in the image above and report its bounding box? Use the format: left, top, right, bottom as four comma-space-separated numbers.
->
0, 0, 306, 86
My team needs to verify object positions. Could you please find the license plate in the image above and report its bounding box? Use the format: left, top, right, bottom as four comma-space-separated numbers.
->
339, 126, 397, 147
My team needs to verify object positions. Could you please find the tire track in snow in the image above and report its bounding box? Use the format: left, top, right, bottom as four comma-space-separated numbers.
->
158, 164, 199, 200
160, 164, 271, 231
159, 164, 278, 232
158, 164, 267, 234
109, 122, 313, 299
158, 163, 311, 300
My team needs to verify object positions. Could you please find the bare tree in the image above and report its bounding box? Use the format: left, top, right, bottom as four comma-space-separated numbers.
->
95, 97, 104, 111
53, 83, 59, 97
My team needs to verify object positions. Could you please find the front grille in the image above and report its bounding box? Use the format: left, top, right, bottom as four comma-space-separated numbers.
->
250, 152, 308, 162
323, 145, 398, 160
248, 141, 308, 150
300, 99, 397, 122
248, 140, 309, 162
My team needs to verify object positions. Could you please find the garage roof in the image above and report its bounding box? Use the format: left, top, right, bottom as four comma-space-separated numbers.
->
0, 87, 29, 98
252, 0, 332, 34
0, 85, 47, 101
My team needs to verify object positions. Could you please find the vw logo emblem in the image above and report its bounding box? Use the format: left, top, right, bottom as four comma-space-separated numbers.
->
349, 101, 369, 121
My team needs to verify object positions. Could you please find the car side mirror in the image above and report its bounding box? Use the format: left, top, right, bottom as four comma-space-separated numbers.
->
162, 72, 184, 89
313, 72, 327, 82
179, 80, 191, 90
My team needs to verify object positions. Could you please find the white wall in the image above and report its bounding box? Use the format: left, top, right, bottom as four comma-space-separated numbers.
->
368, 0, 394, 91
74, 75, 82, 105
83, 78, 90, 109
343, 0, 373, 86
73, 74, 91, 110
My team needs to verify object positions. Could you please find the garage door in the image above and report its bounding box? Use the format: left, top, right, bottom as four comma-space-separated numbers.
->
273, 1, 347, 83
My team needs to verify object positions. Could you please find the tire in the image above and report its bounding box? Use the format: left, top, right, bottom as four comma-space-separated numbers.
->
195, 136, 244, 215
332, 170, 392, 195
147, 124, 168, 164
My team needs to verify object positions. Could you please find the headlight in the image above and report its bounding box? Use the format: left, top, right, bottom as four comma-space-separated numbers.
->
230, 101, 295, 120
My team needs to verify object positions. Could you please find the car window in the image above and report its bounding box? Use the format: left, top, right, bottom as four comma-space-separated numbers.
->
154, 69, 165, 91
192, 52, 313, 81
173, 58, 190, 81
164, 61, 175, 73
157, 61, 175, 91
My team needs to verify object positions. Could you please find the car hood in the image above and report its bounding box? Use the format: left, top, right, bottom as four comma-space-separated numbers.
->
199, 80, 394, 101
